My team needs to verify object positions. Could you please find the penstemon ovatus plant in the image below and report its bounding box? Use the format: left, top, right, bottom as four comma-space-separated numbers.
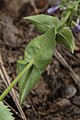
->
0, 1, 79, 119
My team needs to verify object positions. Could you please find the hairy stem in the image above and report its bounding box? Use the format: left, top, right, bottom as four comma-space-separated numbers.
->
0, 59, 34, 101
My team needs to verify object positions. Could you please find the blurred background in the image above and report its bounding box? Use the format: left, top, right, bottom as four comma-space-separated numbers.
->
0, 0, 80, 120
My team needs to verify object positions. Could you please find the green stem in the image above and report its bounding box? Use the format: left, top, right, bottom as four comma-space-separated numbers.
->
58, 11, 71, 31
0, 59, 34, 101
62, 11, 71, 24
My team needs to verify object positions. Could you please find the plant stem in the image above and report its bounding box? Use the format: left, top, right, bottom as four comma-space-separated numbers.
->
0, 59, 34, 101
62, 11, 71, 24
58, 11, 71, 31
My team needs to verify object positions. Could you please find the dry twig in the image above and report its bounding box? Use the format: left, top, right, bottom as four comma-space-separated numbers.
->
54, 49, 80, 89
0, 52, 27, 120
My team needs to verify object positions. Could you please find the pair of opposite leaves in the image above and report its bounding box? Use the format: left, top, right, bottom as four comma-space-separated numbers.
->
17, 14, 75, 104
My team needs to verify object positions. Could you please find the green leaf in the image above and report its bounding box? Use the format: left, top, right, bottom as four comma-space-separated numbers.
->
17, 61, 42, 104
17, 60, 29, 94
0, 101, 14, 120
20, 67, 42, 104
24, 27, 56, 69
18, 28, 56, 104
24, 14, 60, 33
56, 27, 75, 53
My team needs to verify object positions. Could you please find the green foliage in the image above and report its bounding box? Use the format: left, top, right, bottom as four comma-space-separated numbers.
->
60, 0, 80, 26
56, 27, 75, 53
0, 14, 75, 106
0, 101, 14, 120
17, 28, 56, 103
0, 2, 76, 118
24, 14, 60, 33
17, 14, 75, 104
24, 14, 75, 53
24, 28, 56, 69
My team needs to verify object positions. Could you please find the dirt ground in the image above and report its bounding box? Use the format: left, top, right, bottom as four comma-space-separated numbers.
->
0, 1, 80, 120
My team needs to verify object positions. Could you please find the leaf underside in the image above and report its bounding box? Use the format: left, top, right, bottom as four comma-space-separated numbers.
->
56, 27, 75, 53
0, 101, 14, 120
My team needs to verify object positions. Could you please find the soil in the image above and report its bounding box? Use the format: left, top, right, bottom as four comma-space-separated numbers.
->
0, 1, 80, 120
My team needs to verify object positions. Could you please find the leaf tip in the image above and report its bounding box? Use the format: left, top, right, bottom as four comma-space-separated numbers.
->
71, 37, 75, 54
71, 43, 75, 54
23, 17, 27, 20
